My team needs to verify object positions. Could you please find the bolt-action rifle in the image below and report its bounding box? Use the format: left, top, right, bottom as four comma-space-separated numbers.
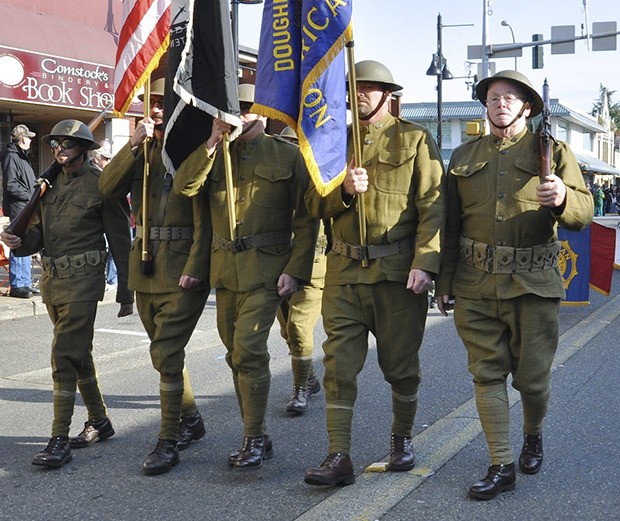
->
537, 79, 552, 183
6, 104, 112, 238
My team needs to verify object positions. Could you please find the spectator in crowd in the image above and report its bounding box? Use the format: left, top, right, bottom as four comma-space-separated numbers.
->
1, 124, 38, 298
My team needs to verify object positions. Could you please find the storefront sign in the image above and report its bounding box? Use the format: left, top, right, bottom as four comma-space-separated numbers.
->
0, 45, 140, 114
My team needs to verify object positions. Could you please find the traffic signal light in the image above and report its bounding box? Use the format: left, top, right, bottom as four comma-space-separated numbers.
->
532, 34, 544, 69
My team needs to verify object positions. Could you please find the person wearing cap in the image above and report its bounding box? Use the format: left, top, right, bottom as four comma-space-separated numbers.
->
0, 124, 38, 298
89, 140, 118, 289
304, 60, 445, 486
99, 78, 211, 475
1, 119, 134, 469
174, 84, 317, 469
273, 126, 324, 416
435, 70, 593, 500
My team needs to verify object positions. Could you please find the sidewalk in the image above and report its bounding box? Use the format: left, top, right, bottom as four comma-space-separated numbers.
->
0, 286, 118, 323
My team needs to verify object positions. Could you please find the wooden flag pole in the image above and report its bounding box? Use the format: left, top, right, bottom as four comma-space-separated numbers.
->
140, 78, 153, 276
345, 40, 368, 267
222, 132, 237, 242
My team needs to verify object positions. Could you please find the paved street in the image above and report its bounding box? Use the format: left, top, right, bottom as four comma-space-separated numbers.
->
0, 274, 619, 520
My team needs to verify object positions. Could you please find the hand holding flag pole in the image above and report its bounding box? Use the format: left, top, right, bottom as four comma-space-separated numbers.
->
346, 40, 368, 268
140, 78, 154, 276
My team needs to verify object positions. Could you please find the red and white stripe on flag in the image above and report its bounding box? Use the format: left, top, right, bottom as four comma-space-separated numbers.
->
114, 0, 171, 116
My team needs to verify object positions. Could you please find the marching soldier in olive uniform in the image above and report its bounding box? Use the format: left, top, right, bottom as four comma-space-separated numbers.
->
1, 120, 133, 469
99, 79, 211, 475
174, 84, 316, 469
304, 61, 445, 486
435, 70, 593, 500
275, 127, 323, 416
278, 221, 325, 415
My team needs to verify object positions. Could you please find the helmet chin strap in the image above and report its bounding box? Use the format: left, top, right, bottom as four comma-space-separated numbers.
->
488, 102, 530, 130
240, 119, 260, 137
61, 145, 89, 169
358, 91, 390, 121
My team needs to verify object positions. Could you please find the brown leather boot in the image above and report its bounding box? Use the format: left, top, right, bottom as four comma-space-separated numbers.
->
305, 453, 355, 486
387, 433, 415, 471
286, 387, 308, 415
232, 435, 273, 469
469, 463, 516, 500
228, 434, 272, 466
142, 439, 179, 476
519, 433, 543, 474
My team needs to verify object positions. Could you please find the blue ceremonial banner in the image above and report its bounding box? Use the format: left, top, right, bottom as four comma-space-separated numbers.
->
253, 0, 353, 196
558, 226, 591, 306
253, 0, 301, 129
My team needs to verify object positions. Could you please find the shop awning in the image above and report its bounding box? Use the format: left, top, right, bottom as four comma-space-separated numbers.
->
574, 153, 620, 176
0, 6, 117, 67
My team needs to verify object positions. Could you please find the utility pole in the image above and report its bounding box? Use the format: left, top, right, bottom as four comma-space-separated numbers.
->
480, 0, 491, 79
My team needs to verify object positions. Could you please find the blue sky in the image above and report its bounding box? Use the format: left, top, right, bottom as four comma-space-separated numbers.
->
238, 0, 620, 114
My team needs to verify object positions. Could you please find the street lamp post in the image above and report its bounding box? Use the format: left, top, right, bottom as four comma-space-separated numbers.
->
426, 13, 474, 152
501, 20, 518, 70
426, 13, 453, 152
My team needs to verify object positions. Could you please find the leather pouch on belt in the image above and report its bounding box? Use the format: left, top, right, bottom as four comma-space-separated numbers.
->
55, 255, 70, 272
459, 237, 474, 264
515, 249, 534, 271
532, 246, 547, 269
495, 246, 515, 272
472, 242, 488, 271
85, 250, 103, 266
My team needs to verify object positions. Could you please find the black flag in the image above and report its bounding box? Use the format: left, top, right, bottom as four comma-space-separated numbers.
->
163, 0, 242, 174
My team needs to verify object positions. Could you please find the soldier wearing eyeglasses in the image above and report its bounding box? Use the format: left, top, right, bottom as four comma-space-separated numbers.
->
435, 70, 593, 500
1, 119, 133, 469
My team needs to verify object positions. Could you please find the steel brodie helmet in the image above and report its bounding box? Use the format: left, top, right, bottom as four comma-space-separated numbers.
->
138, 78, 165, 101
348, 60, 403, 92
475, 70, 544, 117
42, 119, 99, 150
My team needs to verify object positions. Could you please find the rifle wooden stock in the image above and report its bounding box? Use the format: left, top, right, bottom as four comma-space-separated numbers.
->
538, 79, 552, 183
6, 162, 60, 237
5, 103, 112, 238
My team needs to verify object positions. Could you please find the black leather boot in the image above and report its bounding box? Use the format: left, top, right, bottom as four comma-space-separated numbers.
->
519, 433, 543, 474
177, 411, 206, 451
469, 463, 516, 500
306, 373, 321, 397
286, 387, 308, 415
232, 435, 274, 469
305, 453, 356, 486
387, 433, 415, 471
142, 439, 179, 475
32, 436, 72, 468
69, 417, 115, 448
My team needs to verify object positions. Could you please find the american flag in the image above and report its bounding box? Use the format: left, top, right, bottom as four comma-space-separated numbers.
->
114, 0, 171, 116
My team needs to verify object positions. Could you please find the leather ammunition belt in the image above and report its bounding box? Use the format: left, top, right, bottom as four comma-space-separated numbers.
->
212, 231, 291, 253
135, 226, 194, 241
459, 236, 561, 274
41, 249, 107, 279
331, 237, 415, 261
